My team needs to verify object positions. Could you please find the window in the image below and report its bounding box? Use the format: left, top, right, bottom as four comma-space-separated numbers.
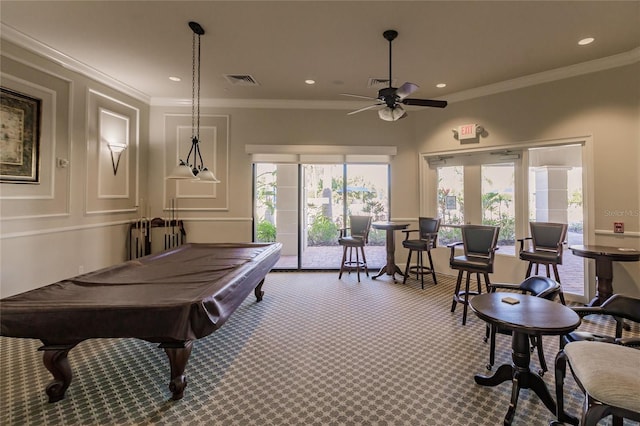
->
436, 165, 463, 245
481, 163, 516, 254
424, 141, 587, 299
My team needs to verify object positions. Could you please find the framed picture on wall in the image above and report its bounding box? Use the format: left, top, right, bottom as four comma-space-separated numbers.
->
1, 87, 42, 183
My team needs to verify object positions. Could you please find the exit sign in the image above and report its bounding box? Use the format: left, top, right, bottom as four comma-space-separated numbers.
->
458, 124, 477, 140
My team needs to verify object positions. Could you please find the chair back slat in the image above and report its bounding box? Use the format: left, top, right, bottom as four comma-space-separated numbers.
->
349, 216, 372, 240
418, 217, 441, 247
530, 222, 567, 251
462, 225, 500, 257
601, 294, 640, 323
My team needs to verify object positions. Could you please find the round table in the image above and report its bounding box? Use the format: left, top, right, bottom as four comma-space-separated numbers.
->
371, 221, 409, 281
470, 293, 581, 426
569, 245, 640, 306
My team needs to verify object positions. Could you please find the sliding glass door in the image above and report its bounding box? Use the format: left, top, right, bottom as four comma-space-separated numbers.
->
254, 163, 389, 270
301, 164, 344, 268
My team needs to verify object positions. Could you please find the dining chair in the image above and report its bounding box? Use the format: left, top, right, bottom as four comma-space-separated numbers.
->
554, 341, 640, 426
560, 294, 640, 349
518, 221, 568, 304
401, 217, 440, 289
338, 215, 372, 282
485, 276, 561, 375
449, 224, 500, 325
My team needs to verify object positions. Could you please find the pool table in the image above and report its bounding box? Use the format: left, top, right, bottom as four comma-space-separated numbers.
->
0, 242, 281, 402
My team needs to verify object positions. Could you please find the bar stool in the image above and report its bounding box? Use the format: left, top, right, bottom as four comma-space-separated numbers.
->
449, 224, 500, 325
518, 221, 568, 304
338, 216, 372, 282
401, 217, 440, 289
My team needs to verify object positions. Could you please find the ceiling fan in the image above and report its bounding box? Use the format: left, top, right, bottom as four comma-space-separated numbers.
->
342, 30, 447, 121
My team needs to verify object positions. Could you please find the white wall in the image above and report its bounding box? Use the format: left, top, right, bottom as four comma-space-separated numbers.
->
0, 40, 149, 298
2, 37, 638, 301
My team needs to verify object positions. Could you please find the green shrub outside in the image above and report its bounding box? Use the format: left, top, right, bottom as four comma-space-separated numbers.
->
256, 220, 276, 242
308, 214, 339, 246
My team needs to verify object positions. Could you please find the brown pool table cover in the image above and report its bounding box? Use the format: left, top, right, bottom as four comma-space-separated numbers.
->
0, 242, 281, 344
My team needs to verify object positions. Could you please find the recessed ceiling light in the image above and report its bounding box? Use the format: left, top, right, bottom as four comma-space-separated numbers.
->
305, 79, 316, 85
578, 37, 595, 46
169, 76, 181, 82
436, 83, 447, 88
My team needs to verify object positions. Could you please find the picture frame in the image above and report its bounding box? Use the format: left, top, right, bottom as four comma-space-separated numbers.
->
1, 87, 42, 183
445, 195, 457, 210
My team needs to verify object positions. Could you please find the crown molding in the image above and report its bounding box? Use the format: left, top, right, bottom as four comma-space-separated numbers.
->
3, 22, 637, 109
444, 47, 640, 104
1, 23, 151, 104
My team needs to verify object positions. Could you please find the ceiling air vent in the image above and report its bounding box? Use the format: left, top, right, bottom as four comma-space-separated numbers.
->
224, 74, 260, 86
367, 78, 395, 89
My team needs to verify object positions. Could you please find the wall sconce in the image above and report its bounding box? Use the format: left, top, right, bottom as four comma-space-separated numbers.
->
108, 142, 127, 175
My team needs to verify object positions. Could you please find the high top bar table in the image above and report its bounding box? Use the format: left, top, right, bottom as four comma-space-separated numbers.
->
371, 221, 409, 281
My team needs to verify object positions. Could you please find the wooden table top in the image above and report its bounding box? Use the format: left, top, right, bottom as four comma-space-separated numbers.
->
569, 244, 640, 261
470, 293, 581, 335
372, 221, 409, 230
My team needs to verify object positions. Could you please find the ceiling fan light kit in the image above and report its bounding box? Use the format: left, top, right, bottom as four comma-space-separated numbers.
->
342, 29, 447, 121
379, 105, 406, 121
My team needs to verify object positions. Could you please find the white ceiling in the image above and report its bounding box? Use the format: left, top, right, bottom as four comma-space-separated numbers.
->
1, 1, 639, 105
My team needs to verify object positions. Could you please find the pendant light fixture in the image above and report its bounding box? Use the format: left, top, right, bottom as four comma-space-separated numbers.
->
167, 21, 220, 183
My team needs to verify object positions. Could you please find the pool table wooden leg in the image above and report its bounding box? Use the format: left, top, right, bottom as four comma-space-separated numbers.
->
160, 341, 193, 400
255, 278, 265, 302
38, 343, 77, 403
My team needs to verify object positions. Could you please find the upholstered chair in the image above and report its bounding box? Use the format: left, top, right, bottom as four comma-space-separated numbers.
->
338, 215, 372, 282
401, 217, 440, 289
518, 222, 568, 304
554, 341, 640, 426
449, 224, 500, 325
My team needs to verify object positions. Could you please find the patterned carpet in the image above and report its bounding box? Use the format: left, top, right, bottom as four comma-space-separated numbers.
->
1, 272, 638, 425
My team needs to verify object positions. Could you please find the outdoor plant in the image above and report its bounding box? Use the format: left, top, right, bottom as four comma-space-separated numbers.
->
256, 220, 276, 242
307, 213, 339, 246
482, 191, 515, 244
483, 215, 516, 245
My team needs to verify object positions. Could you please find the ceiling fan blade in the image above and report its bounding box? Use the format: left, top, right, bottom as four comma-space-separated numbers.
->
347, 103, 383, 115
340, 93, 379, 101
402, 98, 448, 108
395, 82, 419, 99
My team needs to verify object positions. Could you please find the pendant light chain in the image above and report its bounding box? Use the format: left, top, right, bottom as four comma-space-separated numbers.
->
192, 31, 199, 141
167, 21, 219, 182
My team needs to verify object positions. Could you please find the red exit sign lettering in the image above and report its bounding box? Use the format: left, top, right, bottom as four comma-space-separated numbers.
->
458, 124, 477, 140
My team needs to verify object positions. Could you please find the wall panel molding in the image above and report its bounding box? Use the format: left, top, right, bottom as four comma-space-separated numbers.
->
85, 89, 140, 214
0, 57, 72, 217
163, 114, 229, 211
0, 219, 130, 240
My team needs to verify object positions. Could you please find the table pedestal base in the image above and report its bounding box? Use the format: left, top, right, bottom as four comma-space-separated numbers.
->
371, 222, 409, 282
372, 264, 405, 281
474, 333, 557, 425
